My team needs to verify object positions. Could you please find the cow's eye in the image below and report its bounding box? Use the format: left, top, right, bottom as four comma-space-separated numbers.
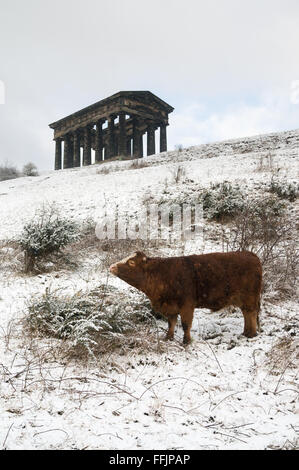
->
128, 260, 135, 267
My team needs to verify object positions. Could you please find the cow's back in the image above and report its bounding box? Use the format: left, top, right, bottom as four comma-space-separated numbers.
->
187, 251, 262, 311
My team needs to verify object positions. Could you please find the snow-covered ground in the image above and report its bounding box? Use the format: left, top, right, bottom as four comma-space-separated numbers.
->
0, 129, 298, 450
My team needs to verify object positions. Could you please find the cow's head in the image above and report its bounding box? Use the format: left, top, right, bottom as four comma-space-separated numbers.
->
109, 251, 148, 288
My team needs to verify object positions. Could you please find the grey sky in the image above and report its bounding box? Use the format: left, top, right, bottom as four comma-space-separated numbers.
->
1, 0, 299, 170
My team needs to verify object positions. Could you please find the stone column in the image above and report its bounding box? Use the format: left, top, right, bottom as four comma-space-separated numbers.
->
118, 112, 127, 157
115, 137, 119, 156
147, 123, 155, 156
63, 136, 68, 169
95, 120, 104, 163
63, 134, 73, 169
160, 122, 167, 153
73, 130, 81, 167
133, 117, 142, 158
127, 138, 131, 157
54, 138, 62, 170
68, 136, 74, 168
107, 115, 115, 159
83, 125, 92, 166
139, 133, 143, 158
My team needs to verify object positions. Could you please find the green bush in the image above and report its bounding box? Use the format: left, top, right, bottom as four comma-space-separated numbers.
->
268, 178, 299, 202
200, 181, 246, 221
19, 205, 80, 272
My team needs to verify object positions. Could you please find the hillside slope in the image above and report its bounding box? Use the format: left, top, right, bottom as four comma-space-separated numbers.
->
0, 129, 298, 450
0, 128, 298, 240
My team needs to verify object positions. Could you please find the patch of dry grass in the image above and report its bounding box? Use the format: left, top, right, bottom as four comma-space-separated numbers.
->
265, 336, 298, 378
23, 284, 169, 363
0, 239, 23, 273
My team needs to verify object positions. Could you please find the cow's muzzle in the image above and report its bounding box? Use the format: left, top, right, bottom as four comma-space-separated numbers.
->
109, 263, 118, 275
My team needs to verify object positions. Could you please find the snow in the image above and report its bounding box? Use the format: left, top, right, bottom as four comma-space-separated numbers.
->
0, 128, 298, 450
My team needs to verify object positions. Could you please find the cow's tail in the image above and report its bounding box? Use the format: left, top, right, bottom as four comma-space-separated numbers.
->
257, 298, 261, 332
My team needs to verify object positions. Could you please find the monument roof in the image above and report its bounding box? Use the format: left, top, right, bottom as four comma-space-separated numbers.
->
49, 91, 174, 129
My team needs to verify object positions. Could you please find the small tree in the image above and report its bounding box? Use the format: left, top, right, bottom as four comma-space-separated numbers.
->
19, 205, 80, 273
175, 144, 184, 153
170, 164, 186, 184
23, 162, 39, 177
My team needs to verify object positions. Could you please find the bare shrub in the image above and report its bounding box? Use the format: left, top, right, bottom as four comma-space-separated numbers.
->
254, 152, 277, 173
221, 197, 286, 254
221, 197, 298, 299
0, 163, 20, 181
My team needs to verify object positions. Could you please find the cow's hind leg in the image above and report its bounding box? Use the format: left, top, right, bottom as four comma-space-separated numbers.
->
241, 308, 258, 338
180, 307, 194, 345
165, 314, 178, 341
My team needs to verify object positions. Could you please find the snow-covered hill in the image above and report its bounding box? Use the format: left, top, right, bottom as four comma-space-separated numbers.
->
0, 128, 298, 240
0, 129, 298, 450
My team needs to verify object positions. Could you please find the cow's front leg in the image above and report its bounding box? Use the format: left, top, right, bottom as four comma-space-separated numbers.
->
165, 314, 178, 341
180, 307, 194, 345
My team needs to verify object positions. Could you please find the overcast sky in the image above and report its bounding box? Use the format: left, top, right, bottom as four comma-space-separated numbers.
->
1, 0, 299, 170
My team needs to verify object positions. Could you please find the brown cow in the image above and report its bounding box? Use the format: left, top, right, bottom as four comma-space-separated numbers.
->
109, 251, 262, 344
